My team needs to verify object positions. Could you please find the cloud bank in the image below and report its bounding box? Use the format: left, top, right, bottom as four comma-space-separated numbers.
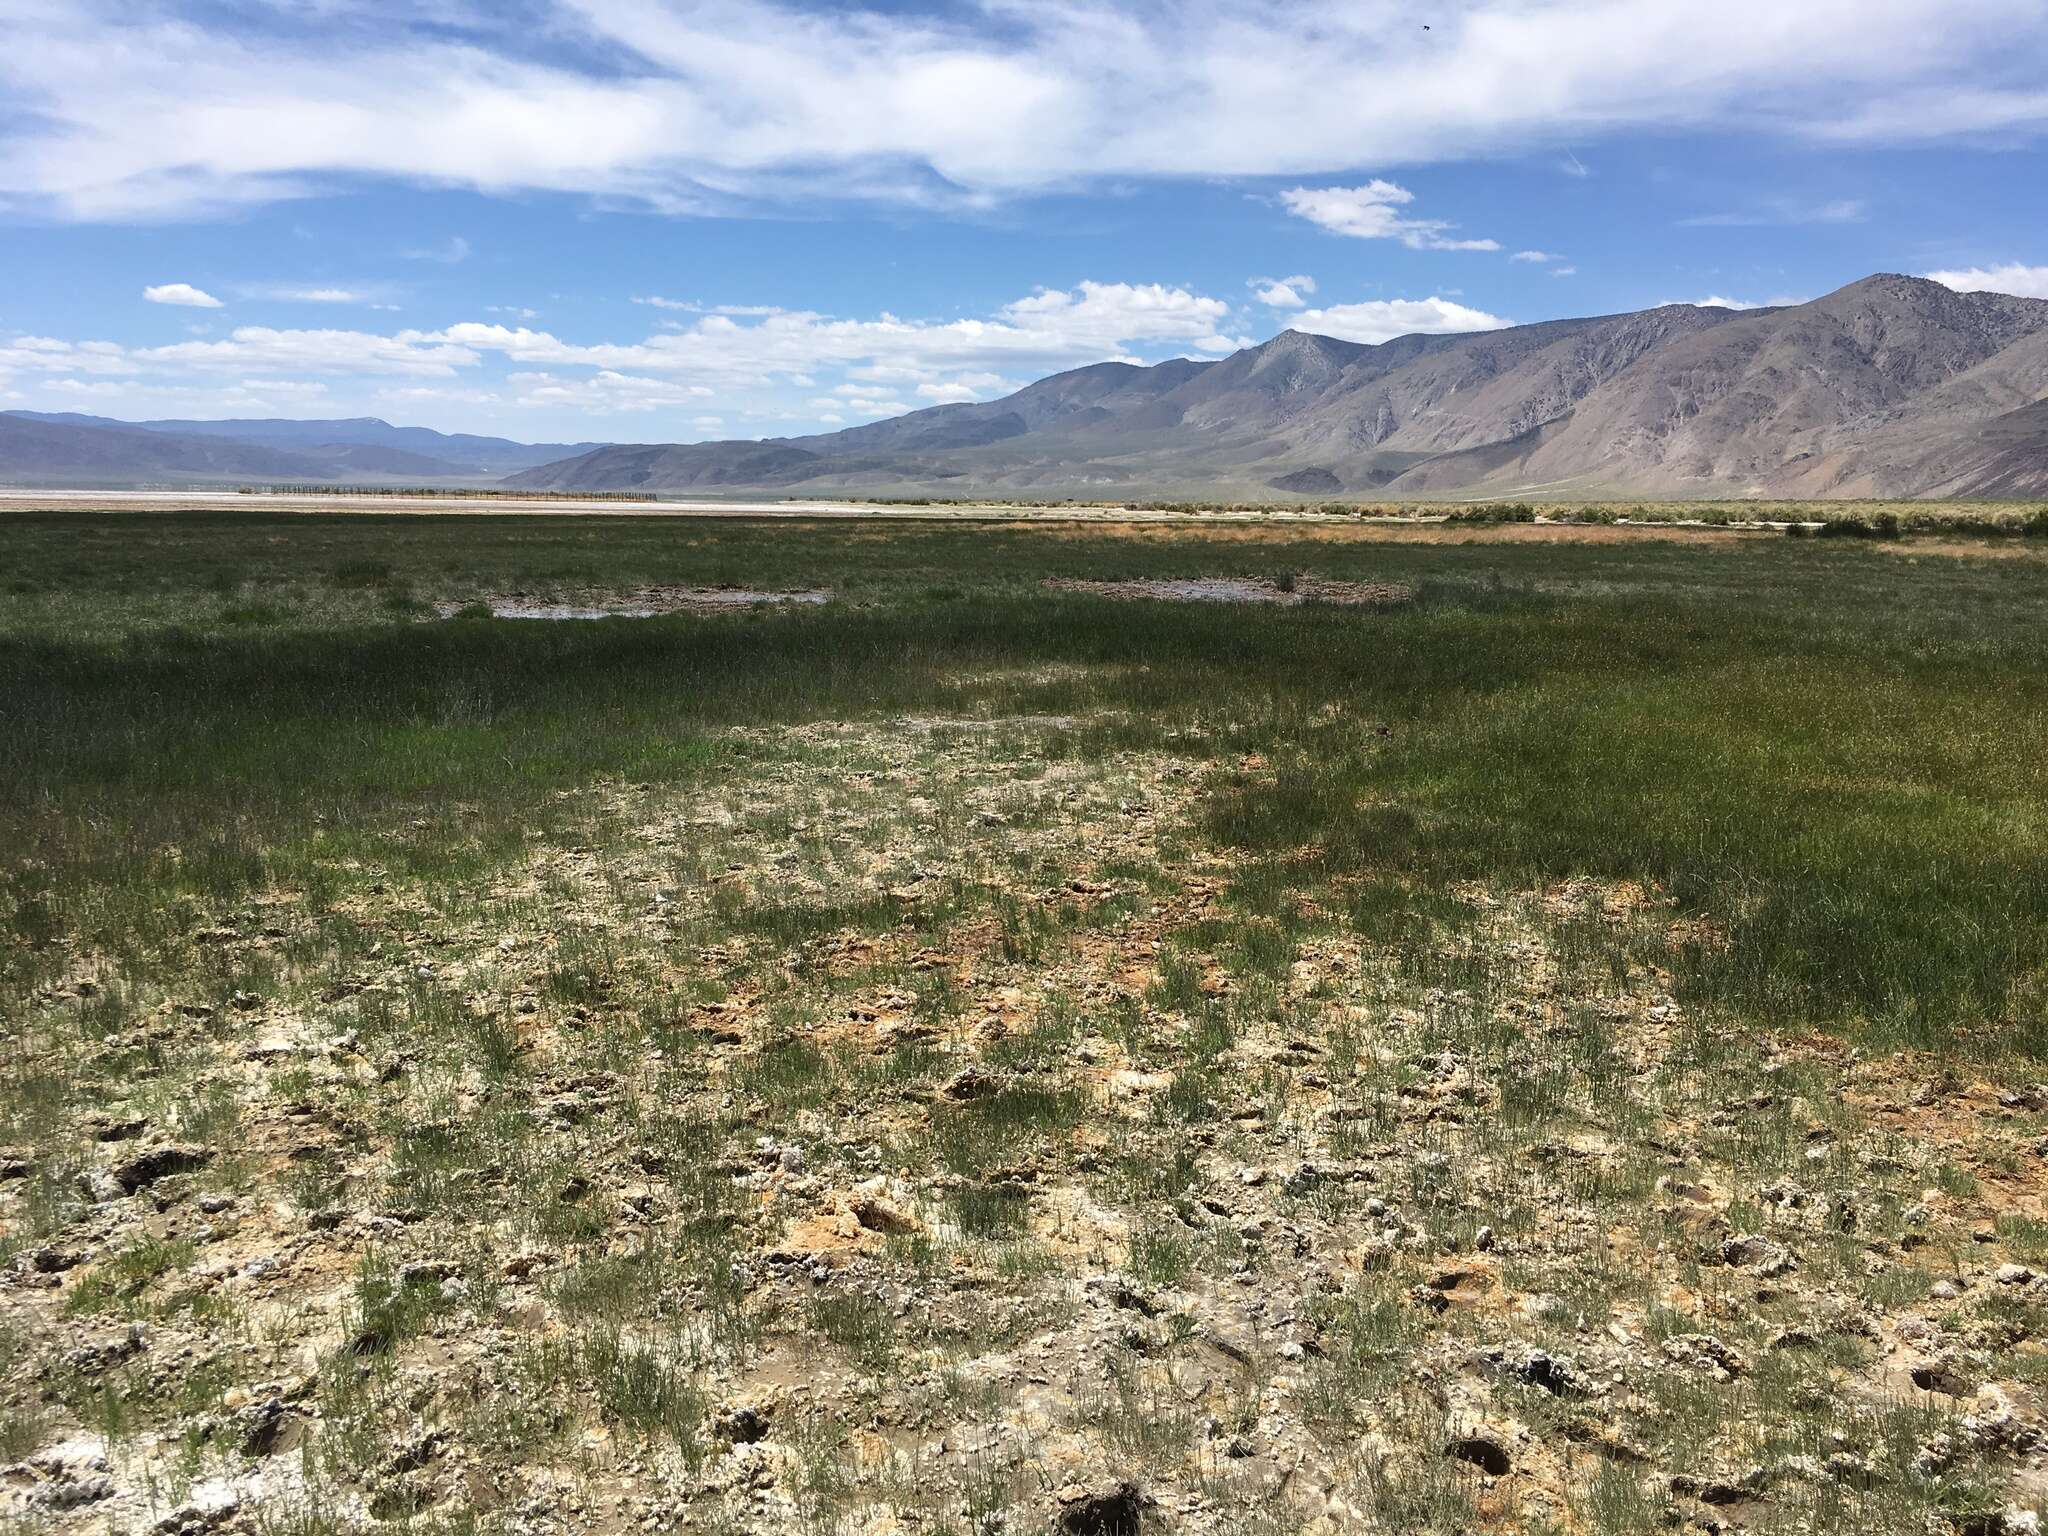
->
1926, 263, 2048, 300
0, 0, 2042, 219
0, 275, 1507, 433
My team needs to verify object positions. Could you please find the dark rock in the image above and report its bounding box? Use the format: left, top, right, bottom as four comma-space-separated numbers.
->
716, 1404, 770, 1444
1447, 1435, 1512, 1476
1057, 1479, 1150, 1536
1671, 1472, 1754, 1506
113, 1144, 212, 1194
240, 1396, 299, 1456
1480, 1345, 1590, 1397
1268, 467, 1343, 495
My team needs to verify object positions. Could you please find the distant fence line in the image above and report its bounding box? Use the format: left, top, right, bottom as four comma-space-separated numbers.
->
239, 485, 648, 501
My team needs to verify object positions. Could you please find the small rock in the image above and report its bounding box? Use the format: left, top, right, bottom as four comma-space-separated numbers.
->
67, 1323, 146, 1374
77, 1167, 125, 1203
1662, 1333, 1746, 1380
1722, 1233, 1797, 1277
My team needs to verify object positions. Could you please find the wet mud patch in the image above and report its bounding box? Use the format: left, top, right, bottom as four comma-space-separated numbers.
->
435, 585, 830, 620
1042, 575, 1414, 606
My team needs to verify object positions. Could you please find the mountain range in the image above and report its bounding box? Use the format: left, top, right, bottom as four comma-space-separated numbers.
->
0, 412, 601, 484
7, 275, 2047, 499
511, 275, 2048, 500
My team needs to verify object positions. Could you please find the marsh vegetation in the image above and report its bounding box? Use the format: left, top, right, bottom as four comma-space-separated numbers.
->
3, 511, 2047, 1533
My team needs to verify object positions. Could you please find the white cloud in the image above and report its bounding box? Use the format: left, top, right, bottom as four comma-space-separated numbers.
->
2, 326, 475, 378
404, 236, 470, 264
999, 281, 1238, 351
1250, 275, 1317, 308
614, 282, 1257, 373
154, 327, 479, 375
1292, 297, 1511, 344
144, 283, 222, 308
1, 2, 2041, 220
376, 385, 500, 407
1925, 263, 2048, 300
5, 276, 1244, 434
1680, 199, 1867, 228
1552, 266, 1578, 277
915, 375, 1016, 404
246, 286, 373, 304
636, 297, 787, 317
1511, 250, 1559, 263
0, 337, 142, 375
1280, 183, 1499, 251
506, 369, 718, 413
1678, 296, 1763, 309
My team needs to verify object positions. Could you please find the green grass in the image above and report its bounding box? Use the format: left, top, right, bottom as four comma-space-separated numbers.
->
7, 512, 2043, 1046
4, 508, 2048, 1534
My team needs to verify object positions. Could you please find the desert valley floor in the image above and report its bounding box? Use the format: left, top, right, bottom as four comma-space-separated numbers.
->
3, 507, 2048, 1536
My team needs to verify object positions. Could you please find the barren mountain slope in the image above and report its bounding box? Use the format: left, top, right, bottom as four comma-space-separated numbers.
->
509, 275, 2048, 499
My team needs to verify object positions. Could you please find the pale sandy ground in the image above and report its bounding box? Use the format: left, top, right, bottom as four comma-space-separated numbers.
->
3, 489, 2044, 561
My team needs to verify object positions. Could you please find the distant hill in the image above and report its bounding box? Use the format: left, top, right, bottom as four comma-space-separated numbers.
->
2, 412, 603, 482
509, 276, 2048, 500
0, 414, 341, 482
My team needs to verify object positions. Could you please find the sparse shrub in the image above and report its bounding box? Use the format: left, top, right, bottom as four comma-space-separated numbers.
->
808, 1291, 895, 1373
948, 1183, 1029, 1239
1128, 1219, 1193, 1286
328, 557, 397, 587
0, 1397, 49, 1463
581, 1328, 705, 1453
1147, 951, 1205, 1013
1449, 501, 1537, 524
736, 1036, 831, 1106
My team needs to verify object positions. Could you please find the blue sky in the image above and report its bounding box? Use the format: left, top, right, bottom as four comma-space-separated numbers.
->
2, 0, 2046, 444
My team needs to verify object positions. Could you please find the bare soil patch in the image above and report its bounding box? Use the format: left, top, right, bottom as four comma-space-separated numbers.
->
434, 586, 830, 619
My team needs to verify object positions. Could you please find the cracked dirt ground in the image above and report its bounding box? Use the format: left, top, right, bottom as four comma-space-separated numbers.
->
7, 713, 2048, 1536
5, 511, 2048, 1536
